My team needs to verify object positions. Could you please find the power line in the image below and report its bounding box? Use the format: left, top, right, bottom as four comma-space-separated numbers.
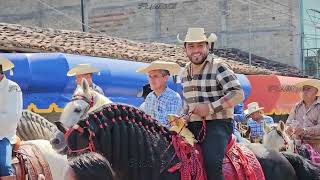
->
234, 0, 320, 29
268, 0, 290, 9
31, 0, 320, 43
234, 0, 294, 18
35, 0, 106, 36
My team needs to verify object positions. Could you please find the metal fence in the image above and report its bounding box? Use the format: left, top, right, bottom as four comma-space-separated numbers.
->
303, 48, 320, 77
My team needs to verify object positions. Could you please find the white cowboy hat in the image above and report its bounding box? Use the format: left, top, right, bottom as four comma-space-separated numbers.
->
244, 102, 264, 116
295, 79, 320, 96
136, 61, 182, 76
177, 28, 217, 44
67, 64, 100, 76
0, 56, 14, 72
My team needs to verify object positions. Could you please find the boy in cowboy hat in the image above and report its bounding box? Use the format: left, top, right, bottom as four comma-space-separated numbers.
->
179, 28, 244, 180
245, 102, 274, 143
286, 79, 320, 153
137, 61, 182, 126
0, 57, 22, 180
67, 64, 104, 95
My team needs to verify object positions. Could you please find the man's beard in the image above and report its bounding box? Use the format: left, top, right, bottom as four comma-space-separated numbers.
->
188, 53, 208, 65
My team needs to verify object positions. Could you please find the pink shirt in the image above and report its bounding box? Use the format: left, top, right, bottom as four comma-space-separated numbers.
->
286, 97, 320, 137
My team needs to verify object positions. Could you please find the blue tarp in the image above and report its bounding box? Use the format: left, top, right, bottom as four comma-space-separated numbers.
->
0, 53, 250, 112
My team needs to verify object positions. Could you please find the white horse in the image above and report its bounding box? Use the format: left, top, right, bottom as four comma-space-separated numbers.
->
263, 121, 294, 152
19, 140, 68, 180
15, 110, 68, 180
51, 79, 112, 152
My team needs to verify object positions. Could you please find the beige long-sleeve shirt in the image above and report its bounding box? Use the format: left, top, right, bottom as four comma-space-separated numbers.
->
286, 97, 320, 137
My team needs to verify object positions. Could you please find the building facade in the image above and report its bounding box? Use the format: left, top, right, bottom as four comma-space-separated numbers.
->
0, 0, 302, 68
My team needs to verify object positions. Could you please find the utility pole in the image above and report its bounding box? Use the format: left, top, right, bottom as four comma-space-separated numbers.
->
81, 0, 86, 32
300, 0, 305, 75
248, 0, 252, 66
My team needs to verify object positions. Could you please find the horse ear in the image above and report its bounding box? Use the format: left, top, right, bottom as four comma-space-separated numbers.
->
278, 121, 285, 132
264, 121, 271, 133
81, 78, 90, 94
54, 121, 68, 134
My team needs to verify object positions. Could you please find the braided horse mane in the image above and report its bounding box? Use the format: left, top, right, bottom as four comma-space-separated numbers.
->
65, 103, 180, 180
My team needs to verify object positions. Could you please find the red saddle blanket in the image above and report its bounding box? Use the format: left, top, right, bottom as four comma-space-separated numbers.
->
169, 135, 265, 180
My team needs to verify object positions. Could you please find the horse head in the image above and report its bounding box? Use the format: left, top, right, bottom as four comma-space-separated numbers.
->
51, 78, 112, 153
54, 120, 96, 157
263, 121, 293, 152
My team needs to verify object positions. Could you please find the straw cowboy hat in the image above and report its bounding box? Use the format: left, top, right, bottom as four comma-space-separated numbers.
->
0, 56, 14, 72
136, 61, 182, 76
244, 102, 264, 116
295, 79, 320, 96
177, 28, 217, 44
67, 64, 100, 76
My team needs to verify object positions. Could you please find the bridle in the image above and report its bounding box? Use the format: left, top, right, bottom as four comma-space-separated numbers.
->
62, 94, 96, 154
71, 93, 94, 117
63, 123, 97, 155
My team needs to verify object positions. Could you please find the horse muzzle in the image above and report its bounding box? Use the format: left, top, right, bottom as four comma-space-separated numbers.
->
50, 131, 67, 154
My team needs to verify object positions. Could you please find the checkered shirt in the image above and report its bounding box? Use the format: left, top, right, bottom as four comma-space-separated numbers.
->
181, 54, 244, 121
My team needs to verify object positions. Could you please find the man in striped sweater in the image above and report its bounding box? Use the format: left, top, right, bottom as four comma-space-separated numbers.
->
179, 28, 245, 180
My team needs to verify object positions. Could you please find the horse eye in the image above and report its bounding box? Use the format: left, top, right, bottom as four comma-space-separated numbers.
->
74, 107, 82, 113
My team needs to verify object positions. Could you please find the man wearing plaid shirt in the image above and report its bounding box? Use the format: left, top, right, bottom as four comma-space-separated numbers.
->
179, 28, 244, 180
137, 61, 182, 126
245, 102, 274, 143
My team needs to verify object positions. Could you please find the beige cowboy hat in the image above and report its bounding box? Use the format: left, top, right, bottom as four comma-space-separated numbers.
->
0, 56, 14, 72
244, 102, 264, 116
136, 61, 182, 76
177, 28, 217, 44
295, 79, 320, 96
67, 64, 100, 76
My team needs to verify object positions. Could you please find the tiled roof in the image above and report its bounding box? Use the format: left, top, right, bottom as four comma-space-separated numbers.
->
0, 23, 302, 76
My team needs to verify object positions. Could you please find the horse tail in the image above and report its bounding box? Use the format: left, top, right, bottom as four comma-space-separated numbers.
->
281, 151, 320, 180
17, 110, 56, 140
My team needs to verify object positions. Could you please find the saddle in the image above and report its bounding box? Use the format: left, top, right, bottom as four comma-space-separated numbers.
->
168, 117, 265, 180
170, 135, 266, 180
11, 142, 53, 180
250, 136, 263, 144
223, 136, 265, 180
303, 136, 320, 153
